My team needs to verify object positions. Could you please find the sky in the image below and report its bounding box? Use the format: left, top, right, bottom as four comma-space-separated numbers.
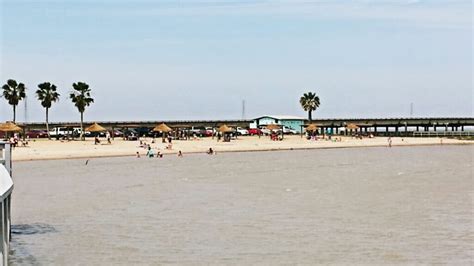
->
0, 0, 472, 122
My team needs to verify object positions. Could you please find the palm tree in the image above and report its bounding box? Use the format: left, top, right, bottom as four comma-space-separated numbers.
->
36, 82, 60, 139
69, 82, 94, 140
2, 79, 27, 122
299, 92, 320, 122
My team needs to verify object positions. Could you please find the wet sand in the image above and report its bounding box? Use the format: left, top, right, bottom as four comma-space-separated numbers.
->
9, 145, 473, 265
10, 135, 473, 161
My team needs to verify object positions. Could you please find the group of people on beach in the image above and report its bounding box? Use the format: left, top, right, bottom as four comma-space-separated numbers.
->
136, 147, 215, 158
136, 135, 216, 158
8, 133, 21, 147
94, 132, 112, 145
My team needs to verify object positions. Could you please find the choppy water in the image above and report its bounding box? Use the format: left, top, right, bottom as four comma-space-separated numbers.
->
9, 145, 474, 265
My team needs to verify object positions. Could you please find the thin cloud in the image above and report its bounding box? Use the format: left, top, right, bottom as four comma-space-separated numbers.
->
29, 0, 468, 29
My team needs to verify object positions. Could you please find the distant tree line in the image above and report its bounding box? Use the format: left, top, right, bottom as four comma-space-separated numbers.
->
1, 79, 94, 140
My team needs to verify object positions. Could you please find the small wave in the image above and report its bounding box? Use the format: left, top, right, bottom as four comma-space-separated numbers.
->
11, 223, 57, 235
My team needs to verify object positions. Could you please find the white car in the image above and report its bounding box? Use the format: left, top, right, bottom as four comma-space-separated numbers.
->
259, 127, 272, 135
282, 126, 298, 135
236, 127, 249, 136
49, 127, 80, 138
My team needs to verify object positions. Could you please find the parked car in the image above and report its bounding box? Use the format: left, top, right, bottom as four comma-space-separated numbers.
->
49, 127, 81, 138
205, 127, 215, 136
135, 127, 153, 137
123, 129, 139, 140
248, 128, 262, 136
236, 127, 249, 136
282, 126, 298, 135
191, 127, 212, 137
259, 126, 272, 135
26, 130, 48, 138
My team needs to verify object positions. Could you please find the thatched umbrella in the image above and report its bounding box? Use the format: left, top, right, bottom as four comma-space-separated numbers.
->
266, 124, 284, 139
218, 124, 233, 133
346, 123, 359, 130
306, 124, 319, 132
266, 124, 281, 131
152, 123, 172, 133
0, 122, 22, 132
153, 123, 173, 142
85, 123, 107, 132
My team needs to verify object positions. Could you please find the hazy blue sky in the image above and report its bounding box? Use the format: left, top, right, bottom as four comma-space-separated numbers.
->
0, 0, 472, 122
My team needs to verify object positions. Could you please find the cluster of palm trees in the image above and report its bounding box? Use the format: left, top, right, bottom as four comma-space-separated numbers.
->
1, 79, 94, 140
3, 79, 320, 139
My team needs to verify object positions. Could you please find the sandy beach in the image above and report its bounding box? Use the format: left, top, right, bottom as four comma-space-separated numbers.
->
9, 135, 473, 161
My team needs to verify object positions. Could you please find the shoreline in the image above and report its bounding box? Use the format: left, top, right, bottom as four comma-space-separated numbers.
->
11, 140, 473, 162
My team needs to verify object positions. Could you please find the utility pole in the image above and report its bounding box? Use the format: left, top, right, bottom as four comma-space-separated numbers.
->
241, 100, 246, 120
24, 95, 28, 123
410, 102, 414, 117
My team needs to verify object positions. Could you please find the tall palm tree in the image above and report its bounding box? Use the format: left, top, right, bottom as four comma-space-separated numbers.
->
2, 79, 27, 122
36, 82, 60, 139
69, 82, 94, 140
299, 92, 320, 122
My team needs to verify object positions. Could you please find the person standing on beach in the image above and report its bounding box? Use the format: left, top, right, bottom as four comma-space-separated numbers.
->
106, 131, 111, 144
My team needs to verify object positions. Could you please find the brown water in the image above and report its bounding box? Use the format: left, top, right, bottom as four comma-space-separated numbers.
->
9, 145, 474, 265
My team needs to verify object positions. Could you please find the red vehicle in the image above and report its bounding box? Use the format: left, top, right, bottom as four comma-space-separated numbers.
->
248, 128, 262, 136
26, 130, 48, 138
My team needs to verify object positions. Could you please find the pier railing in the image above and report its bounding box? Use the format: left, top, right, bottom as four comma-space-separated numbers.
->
413, 131, 474, 138
0, 143, 13, 266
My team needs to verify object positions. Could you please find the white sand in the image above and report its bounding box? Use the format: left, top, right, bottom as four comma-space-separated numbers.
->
10, 135, 472, 161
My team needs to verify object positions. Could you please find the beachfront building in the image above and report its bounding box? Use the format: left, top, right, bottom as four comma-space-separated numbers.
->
250, 115, 306, 133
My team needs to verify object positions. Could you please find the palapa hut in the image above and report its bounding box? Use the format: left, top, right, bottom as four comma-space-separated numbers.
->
218, 124, 233, 142
265, 124, 280, 131
85, 123, 107, 133
153, 123, 173, 142
346, 123, 359, 130
85, 123, 108, 144
266, 124, 284, 140
0, 122, 22, 133
152, 123, 172, 133
346, 123, 360, 135
305, 123, 319, 132
218, 124, 233, 133
0, 122, 22, 141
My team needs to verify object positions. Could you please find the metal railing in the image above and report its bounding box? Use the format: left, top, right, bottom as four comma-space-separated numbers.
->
413, 131, 474, 138
0, 143, 13, 266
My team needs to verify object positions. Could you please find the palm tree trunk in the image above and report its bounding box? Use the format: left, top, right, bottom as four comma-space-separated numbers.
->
13, 105, 16, 123
80, 112, 84, 141
46, 108, 50, 140
308, 110, 312, 123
